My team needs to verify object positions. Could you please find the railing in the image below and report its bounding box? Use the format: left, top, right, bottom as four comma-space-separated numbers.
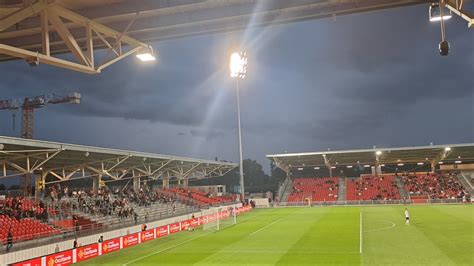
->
273, 198, 471, 207
0, 205, 198, 254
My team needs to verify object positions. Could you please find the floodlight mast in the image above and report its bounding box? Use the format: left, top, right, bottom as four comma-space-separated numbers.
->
230, 51, 248, 202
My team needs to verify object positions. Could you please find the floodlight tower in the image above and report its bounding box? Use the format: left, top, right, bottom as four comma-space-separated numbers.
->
230, 51, 248, 202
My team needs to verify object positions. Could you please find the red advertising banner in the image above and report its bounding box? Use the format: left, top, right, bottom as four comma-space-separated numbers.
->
190, 218, 200, 227
200, 215, 208, 224
140, 229, 155, 242
157, 225, 169, 237
180, 219, 191, 230
169, 222, 181, 234
12, 257, 42, 266
45, 249, 73, 266
101, 237, 121, 254
76, 243, 99, 263
123, 233, 139, 248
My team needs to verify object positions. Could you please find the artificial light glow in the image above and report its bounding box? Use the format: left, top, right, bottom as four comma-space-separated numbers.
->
429, 14, 452, 22
397, 163, 404, 166
230, 52, 248, 79
136, 46, 156, 62
346, 165, 353, 169
379, 164, 385, 167
417, 162, 424, 165
445, 147, 451, 151
364, 165, 371, 168
439, 162, 444, 164
297, 167, 304, 171
331, 166, 336, 169
376, 151, 382, 155
314, 167, 320, 170
455, 160, 462, 164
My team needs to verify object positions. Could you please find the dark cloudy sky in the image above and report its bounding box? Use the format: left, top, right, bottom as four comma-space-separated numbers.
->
0, 4, 472, 173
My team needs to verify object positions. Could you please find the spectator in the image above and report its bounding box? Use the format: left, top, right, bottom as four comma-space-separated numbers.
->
6, 229, 13, 252
73, 237, 78, 249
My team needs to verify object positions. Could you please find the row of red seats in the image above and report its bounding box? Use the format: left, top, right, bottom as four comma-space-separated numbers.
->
346, 176, 400, 201
168, 188, 232, 205
0, 215, 60, 244
288, 177, 339, 202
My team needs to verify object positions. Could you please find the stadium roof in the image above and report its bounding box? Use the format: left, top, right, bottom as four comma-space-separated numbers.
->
0, 0, 429, 73
0, 136, 237, 184
266, 143, 474, 171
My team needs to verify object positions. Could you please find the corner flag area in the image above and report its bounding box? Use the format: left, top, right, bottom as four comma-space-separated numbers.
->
77, 205, 473, 265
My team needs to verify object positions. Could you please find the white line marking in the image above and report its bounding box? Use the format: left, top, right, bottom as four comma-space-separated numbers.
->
364, 220, 396, 233
359, 212, 362, 254
249, 217, 284, 236
164, 250, 360, 254
123, 209, 274, 266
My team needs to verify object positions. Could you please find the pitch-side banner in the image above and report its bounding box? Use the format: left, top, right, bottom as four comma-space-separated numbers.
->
76, 243, 99, 263
141, 229, 155, 242
101, 237, 121, 255
157, 225, 169, 238
123, 233, 139, 248
169, 222, 181, 234
45, 249, 73, 266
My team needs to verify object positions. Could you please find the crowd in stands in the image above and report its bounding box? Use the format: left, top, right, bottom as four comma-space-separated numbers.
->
288, 177, 339, 202
346, 175, 400, 201
0, 197, 48, 221
402, 173, 468, 199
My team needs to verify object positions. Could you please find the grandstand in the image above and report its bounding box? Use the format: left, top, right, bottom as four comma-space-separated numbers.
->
267, 143, 474, 205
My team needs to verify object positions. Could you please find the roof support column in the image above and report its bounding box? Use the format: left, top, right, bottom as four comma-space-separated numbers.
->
92, 174, 101, 194
322, 154, 332, 177
162, 177, 170, 189
35, 171, 47, 200
182, 177, 189, 188
133, 175, 141, 192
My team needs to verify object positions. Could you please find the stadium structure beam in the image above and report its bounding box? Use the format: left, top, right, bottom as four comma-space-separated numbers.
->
445, 0, 474, 27
0, 1, 152, 74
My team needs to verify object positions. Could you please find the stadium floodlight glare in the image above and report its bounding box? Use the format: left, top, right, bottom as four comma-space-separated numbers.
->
417, 162, 424, 165
439, 161, 444, 164
429, 3, 452, 22
364, 165, 371, 168
136, 46, 156, 62
455, 160, 462, 164
379, 164, 385, 167
346, 165, 353, 169
397, 163, 404, 166
297, 167, 304, 171
331, 166, 336, 169
314, 167, 320, 170
376, 151, 382, 155
445, 147, 451, 151
230, 52, 248, 79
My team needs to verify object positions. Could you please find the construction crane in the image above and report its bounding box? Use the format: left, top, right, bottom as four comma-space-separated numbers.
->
0, 92, 81, 139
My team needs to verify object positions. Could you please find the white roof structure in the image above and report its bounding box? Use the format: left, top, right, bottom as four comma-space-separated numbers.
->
0, 136, 236, 184
267, 143, 474, 172
0, 0, 430, 73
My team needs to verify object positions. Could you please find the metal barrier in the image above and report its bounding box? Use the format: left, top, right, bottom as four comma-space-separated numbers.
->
273, 198, 470, 207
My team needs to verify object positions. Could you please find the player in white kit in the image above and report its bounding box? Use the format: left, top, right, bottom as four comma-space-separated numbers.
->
405, 208, 410, 225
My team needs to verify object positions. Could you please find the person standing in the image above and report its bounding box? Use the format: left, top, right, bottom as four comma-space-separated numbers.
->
6, 229, 13, 252
405, 208, 410, 225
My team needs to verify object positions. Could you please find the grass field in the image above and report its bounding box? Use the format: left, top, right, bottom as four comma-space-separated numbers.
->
78, 205, 473, 265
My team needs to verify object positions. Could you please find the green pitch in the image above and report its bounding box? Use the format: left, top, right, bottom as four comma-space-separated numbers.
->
78, 205, 473, 265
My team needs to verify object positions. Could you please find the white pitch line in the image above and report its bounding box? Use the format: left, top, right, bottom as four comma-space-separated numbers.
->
122, 209, 274, 266
359, 212, 362, 254
163, 250, 360, 254
249, 217, 284, 236
364, 220, 396, 233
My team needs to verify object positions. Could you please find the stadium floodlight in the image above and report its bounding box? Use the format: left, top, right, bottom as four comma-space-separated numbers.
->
376, 151, 382, 155
445, 147, 451, 151
397, 163, 404, 166
429, 3, 452, 22
346, 165, 353, 169
230, 52, 248, 79
455, 160, 462, 164
229, 51, 248, 201
314, 167, 320, 170
417, 162, 424, 165
136, 46, 156, 62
